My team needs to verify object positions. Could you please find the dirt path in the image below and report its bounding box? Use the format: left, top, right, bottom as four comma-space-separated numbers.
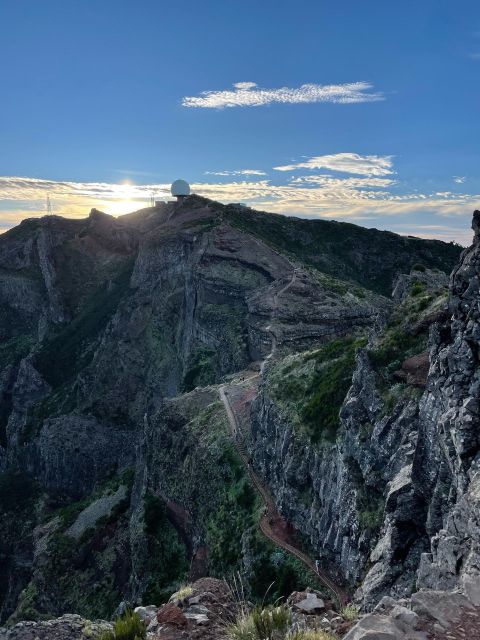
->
219, 383, 348, 606
218, 266, 348, 605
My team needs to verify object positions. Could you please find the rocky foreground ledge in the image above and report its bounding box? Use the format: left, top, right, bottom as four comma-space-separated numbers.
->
2, 577, 480, 640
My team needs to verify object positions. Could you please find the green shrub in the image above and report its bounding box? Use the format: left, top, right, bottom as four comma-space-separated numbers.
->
410, 280, 425, 296
368, 328, 425, 376
411, 263, 426, 272
96, 610, 145, 640
182, 346, 216, 392
252, 605, 291, 639
228, 612, 257, 640
228, 605, 291, 640
113, 610, 146, 640
358, 501, 385, 534
341, 603, 360, 621
206, 479, 257, 574
415, 295, 432, 312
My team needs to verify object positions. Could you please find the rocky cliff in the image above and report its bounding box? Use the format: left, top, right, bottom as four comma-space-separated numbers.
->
249, 211, 480, 611
0, 196, 471, 625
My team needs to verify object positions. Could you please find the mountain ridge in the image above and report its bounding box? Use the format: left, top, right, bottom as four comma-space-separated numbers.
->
0, 198, 474, 628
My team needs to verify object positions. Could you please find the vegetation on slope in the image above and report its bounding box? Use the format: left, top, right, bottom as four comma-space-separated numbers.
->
147, 395, 327, 605
9, 472, 134, 622
34, 258, 134, 388
368, 275, 448, 388
222, 204, 460, 296
267, 335, 367, 444
142, 494, 189, 605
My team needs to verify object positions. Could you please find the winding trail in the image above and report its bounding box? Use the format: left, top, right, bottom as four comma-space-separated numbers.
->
261, 269, 297, 375
219, 267, 348, 606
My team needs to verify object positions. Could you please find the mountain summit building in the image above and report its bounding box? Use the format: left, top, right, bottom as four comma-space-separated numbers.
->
171, 179, 190, 202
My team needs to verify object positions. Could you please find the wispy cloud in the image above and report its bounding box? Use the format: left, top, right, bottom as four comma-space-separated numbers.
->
182, 81, 384, 109
205, 169, 267, 176
290, 174, 396, 188
453, 176, 466, 184
468, 52, 480, 59
273, 152, 394, 176
0, 169, 477, 246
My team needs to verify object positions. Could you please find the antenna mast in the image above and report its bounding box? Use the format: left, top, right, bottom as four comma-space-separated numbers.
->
46, 195, 53, 215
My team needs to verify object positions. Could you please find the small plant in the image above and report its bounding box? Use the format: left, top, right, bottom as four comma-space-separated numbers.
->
411, 263, 426, 272
170, 584, 194, 601
288, 631, 336, 640
96, 632, 115, 640
114, 610, 146, 640
228, 612, 257, 640
341, 603, 360, 622
252, 605, 291, 639
96, 610, 146, 640
228, 605, 291, 640
410, 280, 425, 296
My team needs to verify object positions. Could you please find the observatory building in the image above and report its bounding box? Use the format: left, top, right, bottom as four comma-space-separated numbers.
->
171, 179, 190, 202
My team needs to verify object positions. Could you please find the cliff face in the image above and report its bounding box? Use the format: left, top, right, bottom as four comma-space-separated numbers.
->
414, 211, 480, 602
0, 197, 469, 622
249, 212, 480, 608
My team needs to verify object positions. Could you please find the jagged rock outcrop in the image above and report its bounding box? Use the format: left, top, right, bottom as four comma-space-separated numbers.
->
414, 211, 480, 600
0, 614, 112, 640
343, 583, 480, 639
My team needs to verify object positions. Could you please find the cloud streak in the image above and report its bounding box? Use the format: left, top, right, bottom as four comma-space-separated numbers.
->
274, 153, 394, 176
0, 170, 477, 246
205, 169, 267, 176
182, 81, 384, 109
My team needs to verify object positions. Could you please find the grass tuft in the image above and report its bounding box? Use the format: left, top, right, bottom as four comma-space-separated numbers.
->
170, 585, 194, 601
341, 603, 360, 622
95, 610, 146, 640
288, 631, 336, 640
228, 605, 291, 640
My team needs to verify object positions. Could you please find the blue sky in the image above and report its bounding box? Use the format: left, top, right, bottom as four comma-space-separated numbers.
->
0, 0, 479, 243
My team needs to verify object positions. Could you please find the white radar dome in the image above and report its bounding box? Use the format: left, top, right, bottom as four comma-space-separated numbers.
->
171, 179, 190, 197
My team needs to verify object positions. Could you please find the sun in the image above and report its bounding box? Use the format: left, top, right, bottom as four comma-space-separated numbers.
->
101, 181, 146, 216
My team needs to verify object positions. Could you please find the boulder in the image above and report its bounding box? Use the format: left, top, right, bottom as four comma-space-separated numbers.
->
342, 613, 425, 640
156, 602, 189, 628
293, 593, 325, 614
394, 352, 429, 387
411, 590, 473, 628
134, 604, 158, 622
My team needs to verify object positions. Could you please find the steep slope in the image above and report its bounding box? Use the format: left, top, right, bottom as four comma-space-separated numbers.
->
249, 211, 480, 610
223, 203, 461, 296
0, 197, 465, 622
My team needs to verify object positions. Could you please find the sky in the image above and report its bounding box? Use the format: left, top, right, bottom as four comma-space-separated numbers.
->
0, 0, 479, 244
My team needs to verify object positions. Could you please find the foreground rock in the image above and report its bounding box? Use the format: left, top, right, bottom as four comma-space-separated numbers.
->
344, 583, 480, 639
0, 614, 112, 640
146, 578, 239, 639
